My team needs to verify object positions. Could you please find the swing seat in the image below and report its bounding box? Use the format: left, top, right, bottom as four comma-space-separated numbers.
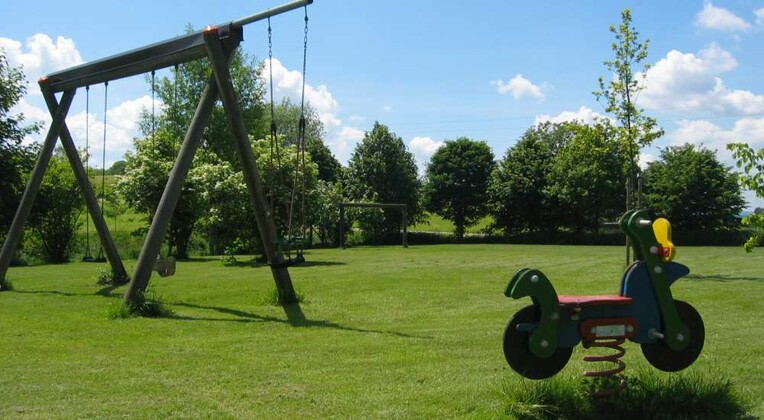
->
270, 237, 306, 268
154, 256, 176, 277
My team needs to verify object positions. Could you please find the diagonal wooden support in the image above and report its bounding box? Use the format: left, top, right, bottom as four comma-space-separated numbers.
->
204, 27, 297, 303
40, 85, 128, 283
0, 89, 76, 282
122, 73, 220, 303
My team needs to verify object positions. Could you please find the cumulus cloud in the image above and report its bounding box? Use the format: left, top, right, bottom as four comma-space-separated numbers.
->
694, 2, 751, 32
640, 43, 764, 115
755, 8, 764, 26
491, 74, 548, 101
0, 34, 83, 82
265, 57, 340, 128
408, 136, 443, 173
671, 117, 764, 152
534, 106, 606, 126
328, 126, 365, 164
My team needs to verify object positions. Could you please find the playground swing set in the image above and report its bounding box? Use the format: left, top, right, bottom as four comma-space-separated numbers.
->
0, 0, 314, 304
502, 209, 705, 395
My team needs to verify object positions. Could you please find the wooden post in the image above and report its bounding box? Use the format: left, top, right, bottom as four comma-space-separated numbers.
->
41, 87, 128, 283
0, 89, 75, 281
204, 29, 297, 303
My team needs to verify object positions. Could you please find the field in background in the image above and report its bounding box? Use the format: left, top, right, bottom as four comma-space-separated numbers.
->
2, 244, 762, 417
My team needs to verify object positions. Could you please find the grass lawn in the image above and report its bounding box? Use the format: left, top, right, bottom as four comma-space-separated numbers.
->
412, 212, 494, 235
1, 245, 762, 418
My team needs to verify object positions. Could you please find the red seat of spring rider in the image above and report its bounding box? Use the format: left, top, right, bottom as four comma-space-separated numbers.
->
557, 294, 632, 307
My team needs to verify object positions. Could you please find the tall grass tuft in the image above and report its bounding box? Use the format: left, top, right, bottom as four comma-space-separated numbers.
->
0, 278, 13, 292
502, 369, 752, 419
261, 286, 306, 306
109, 291, 173, 319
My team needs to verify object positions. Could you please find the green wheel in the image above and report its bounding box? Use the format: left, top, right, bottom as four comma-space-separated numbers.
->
503, 305, 572, 380
641, 300, 705, 372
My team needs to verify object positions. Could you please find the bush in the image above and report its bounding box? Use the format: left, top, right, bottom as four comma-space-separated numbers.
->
109, 291, 173, 318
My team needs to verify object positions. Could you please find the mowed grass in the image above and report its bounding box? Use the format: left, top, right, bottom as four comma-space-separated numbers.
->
1, 245, 762, 418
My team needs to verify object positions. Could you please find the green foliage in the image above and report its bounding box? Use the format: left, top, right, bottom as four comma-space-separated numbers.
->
0, 277, 12, 291
545, 122, 626, 233
117, 130, 203, 258
0, 49, 40, 235
252, 133, 319, 240
424, 137, 495, 240
270, 97, 342, 182
728, 143, 764, 252
345, 122, 422, 238
488, 122, 573, 234
643, 144, 744, 230
307, 180, 343, 245
109, 291, 172, 319
502, 370, 751, 420
27, 151, 83, 263
261, 286, 306, 306
593, 9, 663, 204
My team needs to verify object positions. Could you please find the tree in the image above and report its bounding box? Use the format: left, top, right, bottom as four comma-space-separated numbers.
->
0, 50, 40, 241
345, 122, 422, 239
728, 143, 763, 252
270, 97, 342, 182
117, 130, 204, 259
593, 9, 663, 206
643, 144, 744, 231
148, 29, 267, 166
488, 122, 573, 234
27, 151, 82, 263
545, 122, 626, 234
424, 137, 495, 240
122, 30, 267, 258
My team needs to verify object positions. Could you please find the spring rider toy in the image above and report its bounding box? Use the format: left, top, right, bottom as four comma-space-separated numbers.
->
502, 210, 704, 392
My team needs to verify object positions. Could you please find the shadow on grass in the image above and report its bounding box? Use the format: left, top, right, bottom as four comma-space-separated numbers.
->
501, 369, 754, 420
686, 273, 764, 282
95, 284, 123, 298
10, 289, 81, 297
221, 259, 346, 269
171, 301, 426, 338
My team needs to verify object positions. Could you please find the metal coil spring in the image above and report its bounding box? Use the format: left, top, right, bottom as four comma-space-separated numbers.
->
583, 337, 627, 397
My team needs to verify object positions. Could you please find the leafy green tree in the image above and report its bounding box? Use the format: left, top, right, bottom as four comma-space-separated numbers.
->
117, 131, 204, 259
728, 143, 763, 252
593, 9, 663, 206
424, 137, 495, 240
27, 151, 82, 263
345, 122, 422, 239
0, 50, 40, 240
643, 144, 744, 231
123, 28, 266, 258
488, 122, 573, 234
147, 28, 267, 166
270, 97, 342, 182
545, 122, 626, 234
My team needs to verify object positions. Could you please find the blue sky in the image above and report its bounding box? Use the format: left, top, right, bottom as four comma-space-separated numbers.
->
2, 1, 763, 209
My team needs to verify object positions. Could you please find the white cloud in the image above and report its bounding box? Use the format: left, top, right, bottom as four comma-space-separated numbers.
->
266, 57, 340, 128
383, 105, 392, 112
671, 117, 764, 152
491, 74, 548, 101
0, 34, 83, 82
534, 106, 605, 126
409, 136, 443, 175
755, 8, 764, 26
640, 43, 764, 115
639, 153, 657, 170
328, 126, 365, 164
695, 3, 751, 32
